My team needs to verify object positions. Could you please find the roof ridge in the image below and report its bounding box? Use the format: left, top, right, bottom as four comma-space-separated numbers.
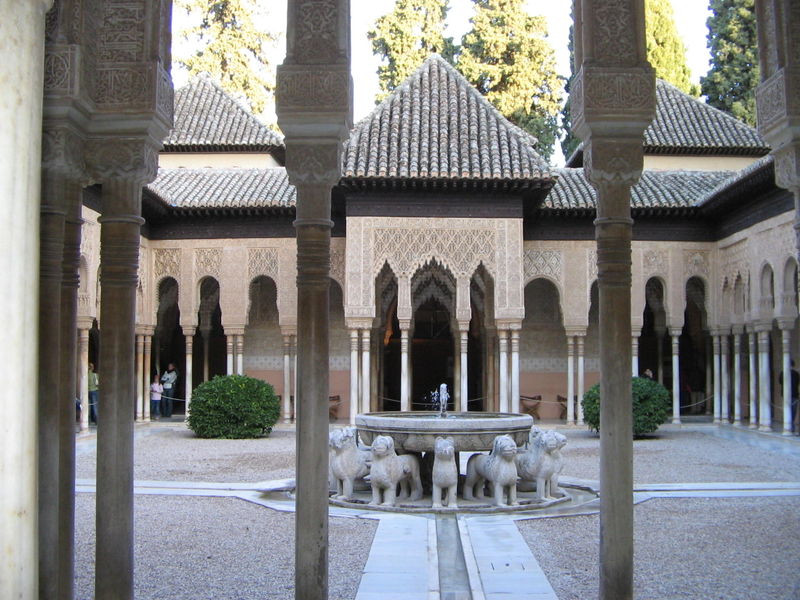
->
655, 78, 759, 134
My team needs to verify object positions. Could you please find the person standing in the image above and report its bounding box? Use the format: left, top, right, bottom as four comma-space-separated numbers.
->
161, 363, 178, 418
150, 374, 163, 420
88, 362, 99, 424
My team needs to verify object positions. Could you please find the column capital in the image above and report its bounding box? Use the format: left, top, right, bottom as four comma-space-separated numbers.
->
668, 327, 683, 338
564, 326, 587, 337
752, 320, 774, 334
182, 326, 197, 337
347, 319, 373, 331
223, 327, 246, 336
730, 324, 745, 336
776, 317, 796, 331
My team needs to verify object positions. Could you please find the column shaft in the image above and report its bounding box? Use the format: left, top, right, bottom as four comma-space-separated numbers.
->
721, 334, 730, 422
79, 329, 90, 431
567, 335, 575, 423
284, 335, 294, 423
236, 334, 244, 375
400, 328, 409, 412
758, 330, 772, 431
781, 328, 792, 434
460, 329, 469, 412
95, 179, 144, 600
453, 332, 461, 410
748, 331, 758, 427
143, 334, 152, 421
135, 335, 144, 421
733, 333, 742, 425
361, 329, 370, 414
670, 332, 681, 424
349, 330, 359, 422
713, 335, 721, 422
577, 336, 585, 424
226, 335, 234, 374
185, 332, 194, 417
510, 330, 520, 414
631, 335, 639, 376
498, 330, 508, 412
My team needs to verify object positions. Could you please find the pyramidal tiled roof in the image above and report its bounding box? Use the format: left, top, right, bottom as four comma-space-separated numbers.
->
545, 168, 733, 210
645, 80, 768, 154
164, 74, 284, 150
146, 168, 295, 209
343, 55, 551, 181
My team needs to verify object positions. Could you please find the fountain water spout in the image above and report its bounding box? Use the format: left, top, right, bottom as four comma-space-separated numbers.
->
438, 383, 449, 418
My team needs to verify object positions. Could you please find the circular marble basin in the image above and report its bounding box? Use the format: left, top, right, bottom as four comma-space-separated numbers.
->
355, 411, 533, 453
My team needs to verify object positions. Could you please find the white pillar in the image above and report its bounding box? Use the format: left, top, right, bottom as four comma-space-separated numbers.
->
283, 334, 293, 423
349, 330, 359, 423
781, 327, 793, 435
631, 334, 639, 376
143, 333, 152, 421
460, 329, 469, 412
577, 335, 585, 425
748, 329, 758, 428
758, 329, 772, 431
720, 334, 730, 423
0, 5, 52, 594
713, 334, 721, 423
135, 335, 144, 421
361, 328, 370, 414
400, 326, 410, 412
733, 330, 742, 425
226, 334, 234, 375
498, 329, 509, 413
185, 330, 194, 418
236, 334, 244, 375
510, 329, 520, 414
567, 335, 575, 424
670, 330, 681, 425
79, 328, 90, 431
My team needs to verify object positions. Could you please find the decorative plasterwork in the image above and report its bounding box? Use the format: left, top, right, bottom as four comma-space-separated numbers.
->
587, 249, 598, 281
524, 249, 563, 284
153, 248, 180, 282
195, 248, 221, 280
248, 247, 279, 280
684, 250, 710, 278
643, 249, 667, 278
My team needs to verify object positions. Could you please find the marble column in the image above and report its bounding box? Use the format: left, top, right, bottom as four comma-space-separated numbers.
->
567, 335, 575, 424
510, 329, 520, 414
655, 327, 665, 384
283, 334, 294, 423
720, 333, 730, 423
201, 326, 211, 382
780, 324, 793, 435
631, 334, 640, 376
712, 334, 722, 423
135, 334, 145, 421
757, 329, 772, 431
459, 328, 469, 412
78, 327, 90, 431
349, 330, 359, 423
143, 331, 153, 421
498, 329, 509, 412
670, 329, 681, 424
236, 334, 244, 375
1, 4, 51, 595
361, 328, 371, 414
400, 325, 410, 412
453, 331, 461, 410
95, 175, 149, 600
226, 334, 234, 375
185, 328, 195, 417
748, 328, 758, 427
732, 329, 743, 425
577, 334, 586, 425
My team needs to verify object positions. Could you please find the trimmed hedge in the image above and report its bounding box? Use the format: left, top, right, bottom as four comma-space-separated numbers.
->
581, 376, 670, 436
187, 375, 280, 439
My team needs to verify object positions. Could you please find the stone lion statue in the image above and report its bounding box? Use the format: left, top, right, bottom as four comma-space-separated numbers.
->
463, 434, 519, 506
329, 427, 371, 500
431, 436, 458, 508
516, 427, 567, 501
369, 435, 423, 506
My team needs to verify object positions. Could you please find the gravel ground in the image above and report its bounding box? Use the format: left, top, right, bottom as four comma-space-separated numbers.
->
518, 497, 800, 600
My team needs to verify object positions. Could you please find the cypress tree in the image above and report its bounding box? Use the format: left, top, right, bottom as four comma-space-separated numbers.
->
646, 0, 698, 96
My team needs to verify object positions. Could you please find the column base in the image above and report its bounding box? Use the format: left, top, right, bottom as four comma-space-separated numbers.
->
782, 429, 794, 436
758, 424, 772, 432
749, 421, 758, 429
671, 417, 681, 425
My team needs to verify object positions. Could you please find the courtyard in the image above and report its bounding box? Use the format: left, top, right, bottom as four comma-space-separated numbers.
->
73, 422, 800, 599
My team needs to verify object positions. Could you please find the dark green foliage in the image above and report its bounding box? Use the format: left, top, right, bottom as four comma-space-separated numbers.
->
188, 375, 280, 439
700, 0, 758, 126
581, 377, 670, 436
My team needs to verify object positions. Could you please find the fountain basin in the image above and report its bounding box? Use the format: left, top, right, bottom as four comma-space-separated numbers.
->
355, 411, 533, 453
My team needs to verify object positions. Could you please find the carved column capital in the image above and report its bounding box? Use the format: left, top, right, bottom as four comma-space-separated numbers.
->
85, 138, 159, 186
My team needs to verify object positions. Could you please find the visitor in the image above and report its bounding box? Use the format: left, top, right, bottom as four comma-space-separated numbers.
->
88, 362, 98, 424
150, 374, 163, 420
642, 368, 654, 379
161, 363, 178, 418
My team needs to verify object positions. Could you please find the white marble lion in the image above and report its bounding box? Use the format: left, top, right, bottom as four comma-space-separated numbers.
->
463, 434, 519, 506
516, 427, 567, 501
431, 436, 458, 508
329, 427, 371, 501
368, 435, 423, 506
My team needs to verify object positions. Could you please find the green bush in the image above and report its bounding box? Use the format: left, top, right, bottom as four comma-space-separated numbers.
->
187, 375, 280, 439
581, 376, 670, 436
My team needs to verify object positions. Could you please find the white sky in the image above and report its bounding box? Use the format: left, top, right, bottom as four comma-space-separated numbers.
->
175, 1, 712, 163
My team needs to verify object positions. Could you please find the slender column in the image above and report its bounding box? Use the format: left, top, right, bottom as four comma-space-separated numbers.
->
185, 329, 195, 417
733, 330, 742, 425
720, 334, 730, 423
293, 336, 298, 415
712, 335, 721, 423
284, 334, 294, 423
510, 329, 520, 414
400, 325, 410, 412
226, 334, 234, 374
705, 336, 713, 414
349, 330, 359, 422
453, 331, 461, 410
78, 328, 90, 431
143, 333, 152, 421
567, 335, 575, 423
236, 334, 244, 375
135, 334, 145, 421
631, 334, 639, 376
95, 177, 147, 600
670, 329, 681, 424
459, 328, 469, 411
361, 328, 371, 414
498, 329, 509, 412
1, 4, 51, 595
202, 327, 211, 382
655, 327, 665, 384
757, 329, 772, 431
781, 326, 793, 435
577, 335, 586, 425
748, 329, 758, 427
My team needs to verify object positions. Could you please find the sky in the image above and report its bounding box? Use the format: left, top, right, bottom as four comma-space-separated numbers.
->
174, 1, 713, 163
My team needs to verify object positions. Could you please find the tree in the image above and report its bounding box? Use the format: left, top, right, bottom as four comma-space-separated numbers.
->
175, 0, 276, 116
701, 0, 759, 126
646, 0, 698, 96
458, 0, 563, 160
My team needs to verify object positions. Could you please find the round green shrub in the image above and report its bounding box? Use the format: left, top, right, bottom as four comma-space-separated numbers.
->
581, 376, 670, 436
187, 375, 280, 439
